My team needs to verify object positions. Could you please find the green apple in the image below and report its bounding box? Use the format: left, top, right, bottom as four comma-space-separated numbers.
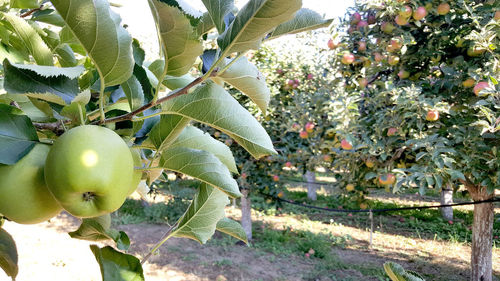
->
44, 125, 134, 218
0, 144, 62, 224
127, 148, 143, 196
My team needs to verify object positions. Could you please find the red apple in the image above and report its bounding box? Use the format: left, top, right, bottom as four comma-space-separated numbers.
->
358, 41, 367, 52
357, 20, 368, 30
272, 175, 279, 182
299, 131, 309, 139
437, 3, 450, 15
495, 10, 500, 21
351, 12, 361, 25
305, 122, 315, 133
307, 73, 313, 80
358, 78, 368, 88
327, 38, 338, 50
276, 69, 283, 75
367, 14, 376, 24
413, 7, 427, 20
374, 52, 384, 62
287, 79, 294, 86
473, 81, 490, 96
285, 161, 292, 168
341, 139, 353, 150
398, 69, 410, 79
387, 127, 398, 136
241, 173, 247, 179
323, 155, 332, 162
341, 53, 355, 64
426, 110, 439, 121
395, 15, 408, 26
378, 174, 396, 185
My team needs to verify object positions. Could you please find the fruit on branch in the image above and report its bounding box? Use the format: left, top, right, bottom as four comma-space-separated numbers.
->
358, 41, 367, 52
495, 10, 500, 21
45, 125, 135, 218
426, 110, 439, 121
285, 161, 292, 168
387, 127, 398, 136
323, 155, 332, 162
398, 69, 410, 79
357, 21, 368, 30
0, 144, 62, 224
127, 149, 143, 196
277, 191, 284, 198
413, 7, 427, 21
358, 78, 368, 88
467, 46, 486, 57
299, 130, 309, 139
341, 139, 353, 150
367, 14, 376, 24
351, 12, 361, 25
374, 52, 384, 62
327, 38, 338, 50
365, 159, 375, 168
473, 81, 490, 96
395, 15, 408, 26
437, 3, 450, 15
272, 175, 280, 182
341, 52, 355, 64
462, 78, 475, 88
378, 174, 396, 185
381, 22, 395, 33
305, 122, 315, 133
388, 56, 400, 66
399, 6, 412, 18
346, 184, 355, 192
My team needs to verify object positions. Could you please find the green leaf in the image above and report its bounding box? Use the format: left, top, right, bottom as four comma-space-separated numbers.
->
31, 9, 65, 27
196, 11, 216, 35
0, 228, 18, 280
171, 183, 229, 244
148, 0, 203, 76
449, 170, 465, 181
201, 0, 234, 33
216, 217, 248, 244
10, 0, 38, 8
159, 147, 241, 198
161, 82, 276, 159
2, 12, 53, 65
217, 0, 301, 54
3, 60, 81, 104
121, 75, 145, 111
54, 44, 78, 67
69, 215, 130, 251
149, 115, 191, 150
51, 0, 134, 86
219, 56, 270, 113
170, 126, 238, 173
0, 104, 39, 165
267, 8, 332, 40
90, 245, 144, 281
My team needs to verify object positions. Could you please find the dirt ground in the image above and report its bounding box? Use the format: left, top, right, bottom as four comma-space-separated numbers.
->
1, 205, 499, 281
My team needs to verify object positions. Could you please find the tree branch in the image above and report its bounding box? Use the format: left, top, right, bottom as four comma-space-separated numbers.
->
367, 70, 392, 85
92, 71, 218, 125
20, 6, 42, 18
33, 121, 67, 136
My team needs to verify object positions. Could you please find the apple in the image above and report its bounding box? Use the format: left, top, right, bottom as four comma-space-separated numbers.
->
467, 46, 486, 57
351, 12, 361, 25
323, 155, 332, 162
462, 78, 475, 88
45, 125, 135, 218
346, 184, 355, 192
241, 172, 247, 179
285, 161, 292, 168
390, 38, 402, 50
473, 81, 490, 96
426, 110, 439, 121
398, 69, 410, 79
378, 174, 396, 185
495, 10, 500, 21
395, 15, 408, 26
413, 7, 427, 21
387, 127, 398, 136
357, 20, 368, 30
388, 56, 400, 66
381, 22, 395, 33
358, 78, 368, 88
327, 38, 338, 50
341, 139, 353, 150
276, 69, 283, 75
292, 123, 301, 130
367, 14, 376, 24
305, 122, 315, 133
437, 3, 450, 15
299, 130, 309, 139
358, 41, 367, 52
307, 73, 313, 80
127, 149, 143, 196
360, 203, 368, 210
341, 52, 355, 64
365, 159, 375, 168
0, 144, 62, 224
374, 52, 384, 62
277, 191, 284, 198
399, 5, 412, 18
287, 79, 294, 86
272, 175, 280, 182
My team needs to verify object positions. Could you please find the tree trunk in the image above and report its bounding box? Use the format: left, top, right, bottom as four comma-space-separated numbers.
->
240, 189, 252, 241
304, 170, 317, 201
467, 183, 494, 281
440, 182, 453, 221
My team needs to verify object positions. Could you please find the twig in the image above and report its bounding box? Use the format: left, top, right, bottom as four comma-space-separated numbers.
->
20, 6, 42, 18
367, 70, 392, 86
141, 222, 178, 264
32, 121, 67, 135
92, 71, 218, 125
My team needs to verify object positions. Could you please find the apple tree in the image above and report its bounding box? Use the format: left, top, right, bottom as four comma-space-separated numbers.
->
0, 0, 325, 279
331, 0, 499, 280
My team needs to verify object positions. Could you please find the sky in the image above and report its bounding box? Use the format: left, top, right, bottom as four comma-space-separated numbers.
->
116, 0, 355, 58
